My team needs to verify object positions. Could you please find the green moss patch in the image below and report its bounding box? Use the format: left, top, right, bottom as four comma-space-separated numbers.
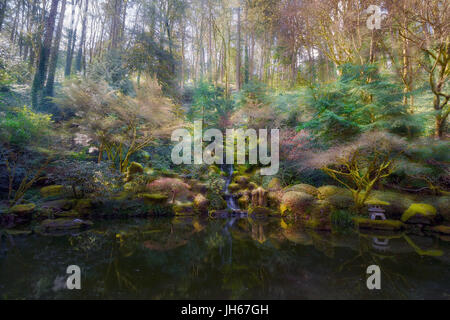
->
353, 217, 405, 231
401, 203, 437, 222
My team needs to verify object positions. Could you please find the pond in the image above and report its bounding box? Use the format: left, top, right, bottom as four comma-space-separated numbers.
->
0, 216, 449, 300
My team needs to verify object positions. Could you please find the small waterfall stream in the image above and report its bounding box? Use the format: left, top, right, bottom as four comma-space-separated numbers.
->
223, 164, 239, 211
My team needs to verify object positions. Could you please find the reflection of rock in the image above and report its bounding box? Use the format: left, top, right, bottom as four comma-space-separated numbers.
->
401, 203, 438, 225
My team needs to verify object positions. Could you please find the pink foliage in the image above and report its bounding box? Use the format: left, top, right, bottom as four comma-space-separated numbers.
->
147, 178, 192, 202
280, 129, 312, 162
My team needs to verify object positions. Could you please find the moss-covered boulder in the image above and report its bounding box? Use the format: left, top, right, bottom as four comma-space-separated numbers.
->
353, 217, 405, 231
228, 183, 241, 193
138, 193, 169, 204
280, 191, 315, 216
234, 175, 250, 187
367, 190, 414, 219
238, 193, 250, 209
193, 194, 209, 213
40, 185, 64, 198
248, 182, 258, 190
326, 192, 354, 210
10, 203, 36, 216
267, 178, 282, 190
285, 184, 319, 198
173, 202, 195, 216
401, 203, 438, 225
41, 199, 75, 212
40, 218, 93, 232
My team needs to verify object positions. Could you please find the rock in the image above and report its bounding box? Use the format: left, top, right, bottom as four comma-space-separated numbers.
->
56, 210, 83, 218
326, 192, 354, 210
10, 203, 36, 216
234, 175, 250, 187
317, 185, 344, 200
138, 193, 169, 204
41, 199, 75, 212
40, 185, 64, 198
280, 191, 315, 216
173, 202, 195, 216
285, 184, 319, 198
353, 217, 405, 231
367, 190, 414, 219
228, 183, 241, 193
5, 229, 32, 236
267, 178, 282, 190
40, 218, 93, 232
251, 187, 267, 207
401, 203, 438, 225
248, 182, 258, 190
193, 194, 209, 213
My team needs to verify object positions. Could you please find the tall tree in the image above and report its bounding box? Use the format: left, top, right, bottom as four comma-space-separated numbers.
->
31, 0, 60, 110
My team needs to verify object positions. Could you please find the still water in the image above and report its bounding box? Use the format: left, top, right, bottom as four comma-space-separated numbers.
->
1, 217, 449, 299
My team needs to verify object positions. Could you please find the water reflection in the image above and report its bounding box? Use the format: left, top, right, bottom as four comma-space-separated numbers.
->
0, 217, 449, 299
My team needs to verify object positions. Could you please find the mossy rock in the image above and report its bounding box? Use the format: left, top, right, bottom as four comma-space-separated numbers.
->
5, 229, 32, 236
248, 182, 258, 190
248, 206, 277, 216
228, 183, 241, 193
285, 184, 319, 198
326, 192, 354, 210
317, 185, 344, 200
238, 194, 250, 209
126, 162, 144, 182
10, 203, 36, 216
401, 203, 438, 224
40, 185, 64, 198
138, 193, 169, 204
40, 218, 93, 231
174, 202, 195, 216
353, 217, 405, 231
267, 178, 282, 190
56, 210, 83, 218
234, 175, 250, 187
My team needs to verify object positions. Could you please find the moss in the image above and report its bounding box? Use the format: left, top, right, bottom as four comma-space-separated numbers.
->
365, 199, 390, 206
248, 182, 258, 190
40, 185, 64, 198
138, 193, 169, 204
173, 202, 195, 216
280, 191, 315, 216
285, 184, 319, 197
353, 217, 405, 231
238, 194, 250, 209
401, 203, 437, 222
228, 183, 241, 193
234, 175, 250, 186
10, 203, 36, 215
128, 162, 144, 175
57, 210, 83, 218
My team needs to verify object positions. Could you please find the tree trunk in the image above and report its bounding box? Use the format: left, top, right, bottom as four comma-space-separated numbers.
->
31, 0, 60, 110
236, 6, 241, 91
75, 0, 89, 72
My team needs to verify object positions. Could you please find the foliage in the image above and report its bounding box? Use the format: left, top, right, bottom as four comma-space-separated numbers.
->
50, 160, 123, 199
307, 131, 405, 211
188, 81, 234, 128
299, 64, 422, 143
147, 178, 192, 204
55, 78, 178, 172
0, 106, 53, 148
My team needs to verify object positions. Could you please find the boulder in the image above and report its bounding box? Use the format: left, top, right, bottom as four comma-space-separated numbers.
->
234, 175, 250, 187
317, 185, 344, 200
353, 217, 405, 231
305, 200, 334, 231
401, 203, 438, 225
41, 199, 75, 212
126, 162, 144, 181
280, 191, 315, 216
285, 184, 319, 198
138, 193, 169, 204
434, 196, 450, 222
238, 193, 250, 209
10, 203, 36, 216
228, 183, 241, 193
74, 199, 93, 215
40, 185, 64, 198
367, 190, 414, 219
248, 206, 277, 216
